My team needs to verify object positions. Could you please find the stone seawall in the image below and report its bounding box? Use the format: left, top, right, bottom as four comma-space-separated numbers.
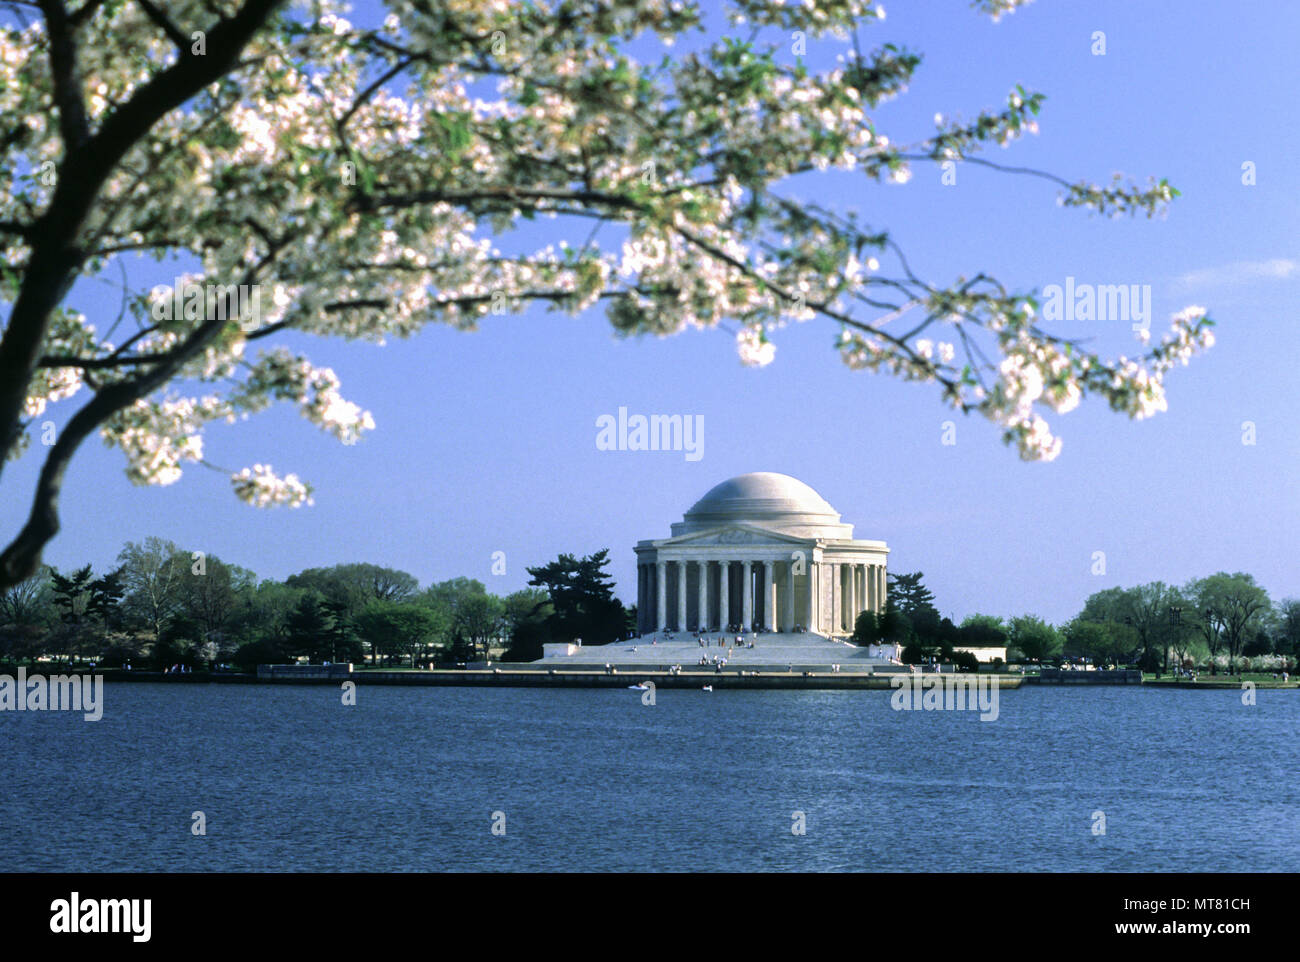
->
1026, 669, 1144, 685
100, 668, 1026, 691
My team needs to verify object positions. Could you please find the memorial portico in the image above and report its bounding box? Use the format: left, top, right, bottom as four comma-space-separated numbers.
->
633, 473, 888, 640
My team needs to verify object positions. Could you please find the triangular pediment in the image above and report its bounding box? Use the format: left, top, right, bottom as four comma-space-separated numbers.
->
655, 523, 813, 547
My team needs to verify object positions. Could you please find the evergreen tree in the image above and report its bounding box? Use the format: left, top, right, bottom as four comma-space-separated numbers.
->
526, 549, 626, 646
86, 567, 127, 630
49, 564, 94, 625
887, 572, 938, 620
284, 593, 333, 662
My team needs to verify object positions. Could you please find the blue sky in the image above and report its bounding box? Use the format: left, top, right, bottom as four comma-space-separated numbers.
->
5, 0, 1298, 624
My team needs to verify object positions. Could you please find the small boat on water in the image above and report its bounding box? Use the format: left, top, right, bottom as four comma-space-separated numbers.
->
627, 681, 652, 690
702, 685, 713, 692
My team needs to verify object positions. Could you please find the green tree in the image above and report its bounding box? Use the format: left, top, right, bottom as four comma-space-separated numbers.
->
321, 598, 365, 664
0, 566, 53, 663
1275, 599, 1300, 663
175, 554, 253, 658
888, 572, 938, 623
851, 609, 880, 646
229, 579, 302, 652
900, 642, 931, 666
1125, 582, 1180, 667
1164, 602, 1199, 668
47, 564, 96, 663
502, 588, 553, 662
49, 564, 93, 624
1078, 582, 1183, 668
423, 577, 487, 618
453, 593, 505, 662
152, 631, 194, 670
1078, 587, 1130, 625
1062, 619, 1136, 665
284, 592, 334, 662
287, 563, 419, 619
355, 600, 446, 668
526, 550, 626, 646
0, 565, 53, 627
0, 622, 46, 664
874, 596, 907, 644
117, 537, 187, 638
852, 600, 912, 647
1190, 573, 1271, 671
958, 614, 1008, 650
420, 577, 496, 660
1007, 615, 1063, 663
86, 566, 126, 629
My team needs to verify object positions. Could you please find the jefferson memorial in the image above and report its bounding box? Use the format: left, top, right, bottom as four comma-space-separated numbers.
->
538, 473, 899, 671
634, 472, 888, 638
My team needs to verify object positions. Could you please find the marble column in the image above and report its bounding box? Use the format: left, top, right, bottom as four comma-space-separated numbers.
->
846, 565, 853, 631
677, 560, 687, 632
719, 561, 730, 630
697, 560, 709, 631
763, 561, 777, 632
866, 563, 876, 613
784, 559, 796, 632
644, 564, 652, 634
742, 561, 753, 630
656, 561, 667, 631
832, 565, 840, 631
807, 562, 818, 634
843, 565, 850, 631
842, 564, 850, 630
879, 566, 887, 612
842, 564, 850, 632
849, 564, 858, 630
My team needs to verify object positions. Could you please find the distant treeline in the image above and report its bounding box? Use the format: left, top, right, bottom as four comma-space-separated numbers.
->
859, 571, 1298, 672
3, 542, 1293, 674
0, 539, 634, 670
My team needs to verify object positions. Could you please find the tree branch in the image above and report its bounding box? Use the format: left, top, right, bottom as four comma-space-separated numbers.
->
39, 0, 91, 151
133, 0, 188, 50
0, 0, 284, 483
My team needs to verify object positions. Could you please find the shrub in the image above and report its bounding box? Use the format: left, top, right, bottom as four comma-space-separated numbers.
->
952, 650, 980, 672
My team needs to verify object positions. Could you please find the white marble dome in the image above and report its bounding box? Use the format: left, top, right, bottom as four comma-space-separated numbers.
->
670, 472, 854, 539
635, 471, 888, 638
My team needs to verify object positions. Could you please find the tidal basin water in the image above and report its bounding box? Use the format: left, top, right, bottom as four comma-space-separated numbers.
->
2, 682, 1297, 872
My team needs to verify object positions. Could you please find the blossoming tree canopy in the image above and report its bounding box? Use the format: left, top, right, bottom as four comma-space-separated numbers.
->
0, 0, 1214, 587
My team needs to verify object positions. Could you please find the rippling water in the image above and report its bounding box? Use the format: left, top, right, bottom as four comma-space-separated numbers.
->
2, 682, 1296, 871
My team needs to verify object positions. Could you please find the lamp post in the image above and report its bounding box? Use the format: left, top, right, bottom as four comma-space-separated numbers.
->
1167, 605, 1183, 674
1204, 608, 1217, 675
